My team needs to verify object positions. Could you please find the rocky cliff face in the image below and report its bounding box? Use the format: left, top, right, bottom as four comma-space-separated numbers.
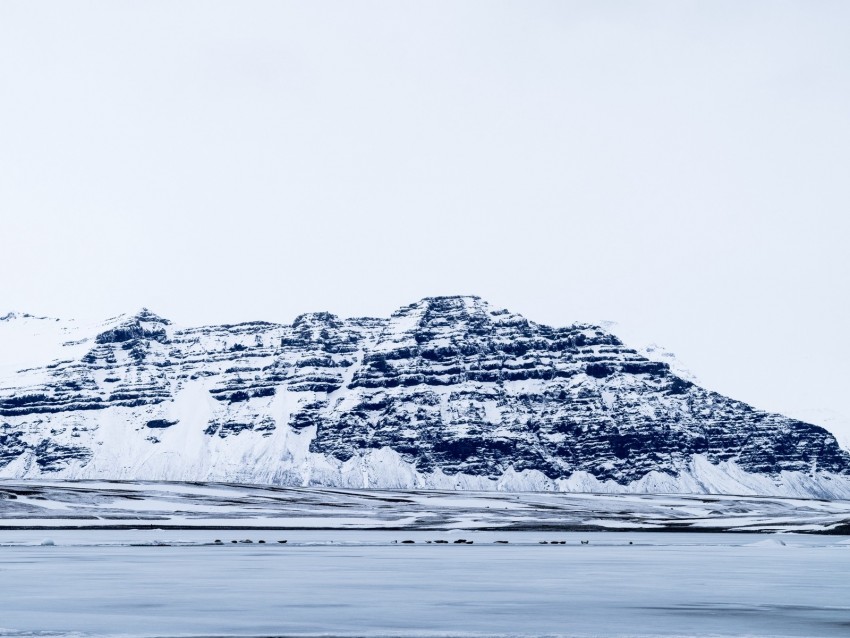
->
1, 297, 848, 497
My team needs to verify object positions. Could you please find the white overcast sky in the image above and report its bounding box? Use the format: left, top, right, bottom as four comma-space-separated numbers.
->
1, 1, 849, 424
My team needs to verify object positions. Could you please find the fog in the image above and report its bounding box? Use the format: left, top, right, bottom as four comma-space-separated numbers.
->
2, 1, 848, 422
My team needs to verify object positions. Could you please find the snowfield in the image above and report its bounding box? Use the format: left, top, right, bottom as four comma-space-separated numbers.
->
2, 480, 850, 533
1, 481, 849, 637
1, 527, 849, 637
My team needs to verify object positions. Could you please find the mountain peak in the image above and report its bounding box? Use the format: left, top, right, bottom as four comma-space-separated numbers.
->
133, 308, 171, 325
94, 308, 171, 345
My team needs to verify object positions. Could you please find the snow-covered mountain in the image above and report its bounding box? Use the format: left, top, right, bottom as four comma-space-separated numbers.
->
1, 296, 849, 497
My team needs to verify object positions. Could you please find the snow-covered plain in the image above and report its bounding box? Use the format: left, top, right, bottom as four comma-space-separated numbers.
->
1, 529, 849, 637
2, 482, 850, 637
3, 480, 850, 533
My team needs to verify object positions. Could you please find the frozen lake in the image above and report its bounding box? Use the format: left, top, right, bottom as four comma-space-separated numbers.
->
1, 530, 849, 637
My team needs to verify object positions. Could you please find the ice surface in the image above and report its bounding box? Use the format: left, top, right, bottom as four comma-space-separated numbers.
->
0, 530, 849, 637
1, 483, 849, 637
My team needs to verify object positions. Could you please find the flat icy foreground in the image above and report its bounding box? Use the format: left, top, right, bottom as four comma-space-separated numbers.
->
2, 482, 849, 637
1, 529, 850, 638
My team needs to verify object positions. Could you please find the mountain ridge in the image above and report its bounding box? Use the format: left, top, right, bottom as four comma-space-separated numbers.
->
1, 295, 848, 497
